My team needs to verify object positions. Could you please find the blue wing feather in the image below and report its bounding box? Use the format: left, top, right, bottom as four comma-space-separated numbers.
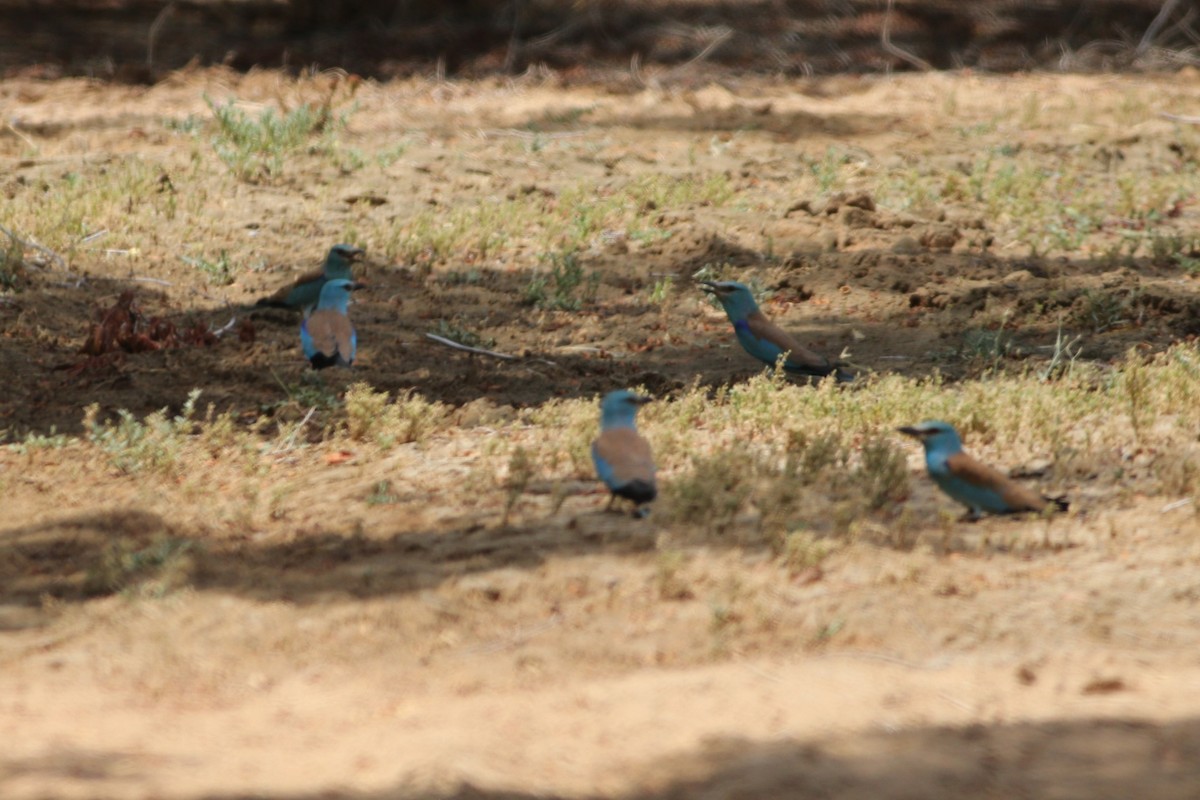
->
592, 444, 618, 491
300, 320, 317, 360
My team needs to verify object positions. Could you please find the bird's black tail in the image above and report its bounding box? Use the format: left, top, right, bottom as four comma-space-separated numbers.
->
615, 480, 656, 506
255, 298, 295, 310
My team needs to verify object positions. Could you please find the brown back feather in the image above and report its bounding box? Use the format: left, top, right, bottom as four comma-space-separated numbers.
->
593, 428, 656, 486
306, 310, 354, 359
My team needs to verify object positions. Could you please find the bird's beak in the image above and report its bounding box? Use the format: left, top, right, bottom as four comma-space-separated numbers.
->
350, 280, 369, 291
634, 395, 654, 405
897, 426, 923, 438
699, 281, 719, 294
348, 248, 366, 262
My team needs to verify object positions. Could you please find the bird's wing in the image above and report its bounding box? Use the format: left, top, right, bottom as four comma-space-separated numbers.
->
945, 451, 1050, 512
592, 428, 655, 488
745, 312, 831, 370
258, 268, 325, 308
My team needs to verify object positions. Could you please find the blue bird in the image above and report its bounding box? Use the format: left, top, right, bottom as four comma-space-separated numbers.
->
591, 390, 656, 517
301, 279, 358, 369
898, 420, 1068, 519
700, 281, 852, 382
257, 244, 365, 314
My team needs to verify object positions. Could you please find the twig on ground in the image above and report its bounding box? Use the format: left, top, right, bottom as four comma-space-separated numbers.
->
477, 129, 591, 141
5, 122, 37, 151
272, 406, 317, 455
1161, 497, 1193, 513
130, 277, 173, 286
882, 0, 933, 72
659, 26, 733, 80
425, 332, 560, 369
1138, 0, 1183, 56
210, 316, 238, 338
426, 332, 517, 359
1161, 112, 1200, 125
146, 1, 178, 67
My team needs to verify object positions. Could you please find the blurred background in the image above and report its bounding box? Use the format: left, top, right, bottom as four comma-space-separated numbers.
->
2, 0, 1193, 82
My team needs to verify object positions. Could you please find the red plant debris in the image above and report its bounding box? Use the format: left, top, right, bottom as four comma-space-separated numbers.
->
68, 290, 220, 375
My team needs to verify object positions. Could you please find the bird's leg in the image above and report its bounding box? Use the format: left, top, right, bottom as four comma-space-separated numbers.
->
958, 508, 983, 523
605, 493, 617, 513
631, 505, 650, 520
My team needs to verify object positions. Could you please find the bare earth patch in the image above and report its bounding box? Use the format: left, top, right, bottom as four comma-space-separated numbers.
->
2, 68, 1200, 798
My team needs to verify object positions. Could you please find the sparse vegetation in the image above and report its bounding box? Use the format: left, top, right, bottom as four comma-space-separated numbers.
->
343, 383, 449, 449
524, 248, 599, 311
84, 535, 199, 598
203, 78, 359, 183
84, 390, 203, 476
183, 249, 237, 286
10, 69, 1200, 795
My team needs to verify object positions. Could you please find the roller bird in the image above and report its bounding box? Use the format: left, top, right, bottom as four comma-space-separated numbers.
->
301, 279, 358, 369
898, 420, 1068, 519
700, 280, 851, 382
257, 244, 365, 314
591, 390, 656, 517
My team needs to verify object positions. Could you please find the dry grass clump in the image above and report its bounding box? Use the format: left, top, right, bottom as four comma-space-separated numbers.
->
84, 534, 200, 598
343, 383, 450, 448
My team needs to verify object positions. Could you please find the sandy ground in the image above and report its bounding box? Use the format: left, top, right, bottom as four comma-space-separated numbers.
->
2, 68, 1200, 798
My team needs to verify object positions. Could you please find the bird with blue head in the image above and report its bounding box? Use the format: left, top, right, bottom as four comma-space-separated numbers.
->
592, 390, 656, 518
700, 280, 852, 382
257, 244, 365, 314
301, 278, 359, 369
898, 420, 1068, 520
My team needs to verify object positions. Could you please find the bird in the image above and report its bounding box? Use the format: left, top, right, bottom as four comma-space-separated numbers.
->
591, 390, 657, 517
700, 280, 852, 382
898, 420, 1069, 519
256, 244, 365, 314
300, 279, 358, 369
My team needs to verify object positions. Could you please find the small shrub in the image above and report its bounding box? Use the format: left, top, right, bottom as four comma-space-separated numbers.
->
205, 94, 353, 182
183, 250, 236, 286
851, 435, 910, 510
662, 447, 758, 535
343, 383, 449, 448
502, 446, 535, 525
85, 389, 201, 476
524, 248, 599, 311
84, 535, 199, 598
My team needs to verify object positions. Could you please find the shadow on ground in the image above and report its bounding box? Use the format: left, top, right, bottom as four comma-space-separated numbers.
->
2, 715, 1197, 799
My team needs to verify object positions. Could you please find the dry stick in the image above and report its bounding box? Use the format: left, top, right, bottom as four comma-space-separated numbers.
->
273, 405, 317, 455
426, 332, 516, 360
882, 0, 934, 72
5, 122, 37, 151
146, 1, 178, 68
210, 316, 238, 337
659, 26, 733, 81
425, 332, 560, 368
502, 0, 523, 72
1161, 112, 1200, 125
1138, 0, 1183, 56
0, 223, 67, 269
